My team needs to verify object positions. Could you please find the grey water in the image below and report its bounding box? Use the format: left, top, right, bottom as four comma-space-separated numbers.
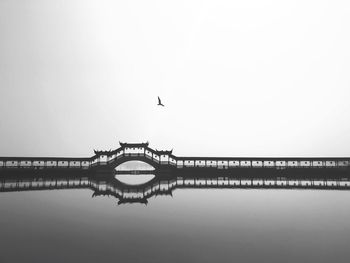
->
1, 179, 350, 263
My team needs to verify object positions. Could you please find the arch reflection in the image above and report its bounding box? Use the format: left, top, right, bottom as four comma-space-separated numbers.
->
115, 174, 155, 185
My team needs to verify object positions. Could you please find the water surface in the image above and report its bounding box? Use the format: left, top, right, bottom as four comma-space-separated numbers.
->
1, 180, 350, 263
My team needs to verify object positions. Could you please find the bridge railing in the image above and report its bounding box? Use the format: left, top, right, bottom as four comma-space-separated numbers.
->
172, 159, 350, 169
0, 159, 91, 170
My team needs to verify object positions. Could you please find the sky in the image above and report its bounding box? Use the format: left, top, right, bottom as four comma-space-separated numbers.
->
0, 0, 350, 157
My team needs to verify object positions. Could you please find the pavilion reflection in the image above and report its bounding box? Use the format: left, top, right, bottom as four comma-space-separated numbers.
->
1, 169, 350, 204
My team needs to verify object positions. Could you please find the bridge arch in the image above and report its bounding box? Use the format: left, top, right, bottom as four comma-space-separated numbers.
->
109, 155, 160, 169
115, 160, 155, 171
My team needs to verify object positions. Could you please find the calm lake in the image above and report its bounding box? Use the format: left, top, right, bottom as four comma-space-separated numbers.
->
1, 175, 350, 263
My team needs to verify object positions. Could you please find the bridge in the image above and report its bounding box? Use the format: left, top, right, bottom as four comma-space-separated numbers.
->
1, 142, 350, 172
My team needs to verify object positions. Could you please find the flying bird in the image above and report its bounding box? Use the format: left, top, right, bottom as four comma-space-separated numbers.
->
157, 96, 165, 107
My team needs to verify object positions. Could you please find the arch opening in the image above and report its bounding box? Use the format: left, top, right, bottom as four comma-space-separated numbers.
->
115, 161, 155, 185
115, 160, 155, 171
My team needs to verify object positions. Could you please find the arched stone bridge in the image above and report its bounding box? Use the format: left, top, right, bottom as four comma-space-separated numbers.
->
1, 142, 350, 172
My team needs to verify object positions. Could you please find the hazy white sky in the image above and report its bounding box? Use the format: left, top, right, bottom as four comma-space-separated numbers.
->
0, 0, 350, 157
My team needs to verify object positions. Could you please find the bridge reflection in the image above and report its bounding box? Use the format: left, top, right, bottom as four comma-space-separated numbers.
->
1, 169, 350, 204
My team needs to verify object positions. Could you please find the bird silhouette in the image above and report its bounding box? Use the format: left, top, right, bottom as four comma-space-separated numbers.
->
157, 96, 165, 107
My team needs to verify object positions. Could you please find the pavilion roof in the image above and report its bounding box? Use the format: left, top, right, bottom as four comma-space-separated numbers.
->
155, 150, 173, 155
119, 142, 149, 148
